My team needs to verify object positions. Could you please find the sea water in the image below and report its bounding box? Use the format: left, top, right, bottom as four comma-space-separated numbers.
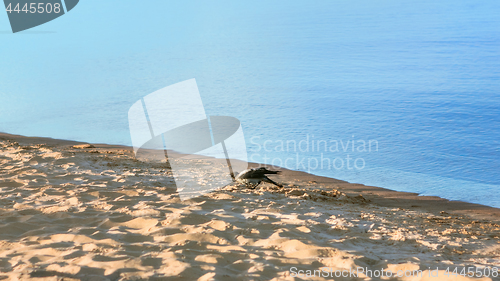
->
0, 0, 499, 206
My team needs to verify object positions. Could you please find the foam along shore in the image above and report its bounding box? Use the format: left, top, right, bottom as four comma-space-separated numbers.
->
0, 132, 499, 280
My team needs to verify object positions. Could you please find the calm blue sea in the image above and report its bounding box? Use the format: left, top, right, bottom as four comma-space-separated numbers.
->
1, 1, 499, 206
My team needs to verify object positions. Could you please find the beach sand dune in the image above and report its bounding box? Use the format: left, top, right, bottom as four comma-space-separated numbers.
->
0, 134, 499, 280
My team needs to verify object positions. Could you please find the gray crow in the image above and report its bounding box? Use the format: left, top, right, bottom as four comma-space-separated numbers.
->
235, 167, 283, 189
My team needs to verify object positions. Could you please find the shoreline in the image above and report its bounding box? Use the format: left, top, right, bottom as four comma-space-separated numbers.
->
1, 131, 499, 280
2, 131, 499, 223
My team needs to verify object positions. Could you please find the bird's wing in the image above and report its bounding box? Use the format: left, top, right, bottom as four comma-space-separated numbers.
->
238, 167, 280, 179
256, 167, 280, 175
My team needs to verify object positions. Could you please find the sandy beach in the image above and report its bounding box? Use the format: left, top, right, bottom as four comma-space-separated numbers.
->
0, 132, 499, 281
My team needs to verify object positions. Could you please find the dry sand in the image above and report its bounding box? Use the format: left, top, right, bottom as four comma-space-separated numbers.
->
0, 132, 499, 281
